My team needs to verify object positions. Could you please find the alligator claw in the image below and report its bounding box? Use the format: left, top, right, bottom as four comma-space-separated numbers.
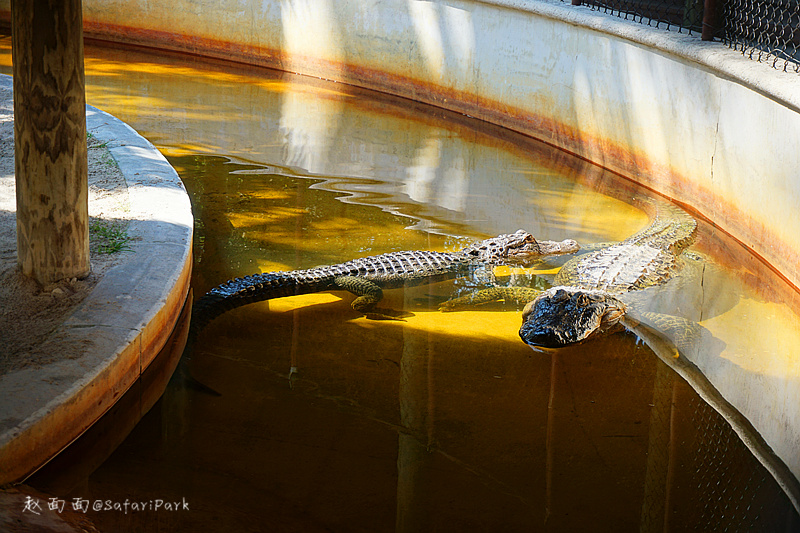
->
363, 308, 413, 321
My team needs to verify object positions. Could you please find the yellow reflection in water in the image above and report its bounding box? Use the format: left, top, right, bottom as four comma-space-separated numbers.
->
227, 206, 306, 227
0, 37, 8, 68
523, 187, 645, 243
0, 36, 646, 244
706, 296, 800, 377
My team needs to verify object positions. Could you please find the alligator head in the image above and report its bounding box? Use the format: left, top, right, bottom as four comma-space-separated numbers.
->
519, 286, 627, 348
462, 230, 579, 263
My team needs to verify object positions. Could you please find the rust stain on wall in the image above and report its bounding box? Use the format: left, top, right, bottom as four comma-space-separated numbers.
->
77, 19, 800, 297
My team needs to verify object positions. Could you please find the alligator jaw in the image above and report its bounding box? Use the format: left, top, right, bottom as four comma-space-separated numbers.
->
507, 238, 580, 262
518, 286, 627, 348
462, 230, 581, 264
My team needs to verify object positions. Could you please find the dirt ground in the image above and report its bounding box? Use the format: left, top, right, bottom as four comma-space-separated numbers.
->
0, 84, 134, 375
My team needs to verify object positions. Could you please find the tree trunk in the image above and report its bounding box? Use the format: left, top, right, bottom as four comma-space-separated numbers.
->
12, 0, 89, 285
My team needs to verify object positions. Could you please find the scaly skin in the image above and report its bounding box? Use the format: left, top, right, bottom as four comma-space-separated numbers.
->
519, 202, 697, 347
435, 202, 698, 346
190, 230, 580, 340
178, 231, 578, 395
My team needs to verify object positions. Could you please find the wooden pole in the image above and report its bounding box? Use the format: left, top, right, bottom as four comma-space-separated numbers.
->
11, 0, 89, 285
701, 0, 717, 41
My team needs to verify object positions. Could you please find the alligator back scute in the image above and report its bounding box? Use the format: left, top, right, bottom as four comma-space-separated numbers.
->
553, 201, 696, 297
347, 250, 468, 286
557, 244, 681, 294
191, 250, 470, 335
625, 203, 697, 254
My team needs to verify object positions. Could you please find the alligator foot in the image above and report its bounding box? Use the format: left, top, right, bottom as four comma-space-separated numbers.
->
439, 286, 543, 311
363, 308, 413, 321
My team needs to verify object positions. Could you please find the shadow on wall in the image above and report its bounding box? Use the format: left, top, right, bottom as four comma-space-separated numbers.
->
0, 37, 644, 247
279, 0, 479, 88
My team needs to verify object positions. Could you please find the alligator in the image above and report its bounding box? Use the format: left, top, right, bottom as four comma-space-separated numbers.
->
517, 201, 698, 348
189, 230, 580, 340
439, 203, 800, 510
175, 230, 577, 396
515, 202, 800, 507
436, 200, 699, 346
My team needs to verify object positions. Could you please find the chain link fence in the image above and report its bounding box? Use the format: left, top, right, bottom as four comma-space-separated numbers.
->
569, 0, 704, 33
567, 0, 800, 72
720, 0, 800, 71
638, 360, 799, 532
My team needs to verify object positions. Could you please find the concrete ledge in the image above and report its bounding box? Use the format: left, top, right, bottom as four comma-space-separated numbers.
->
479, 0, 800, 112
0, 74, 193, 484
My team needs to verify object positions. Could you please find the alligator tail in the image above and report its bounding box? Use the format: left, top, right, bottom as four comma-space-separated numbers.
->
175, 272, 305, 396
185, 272, 300, 348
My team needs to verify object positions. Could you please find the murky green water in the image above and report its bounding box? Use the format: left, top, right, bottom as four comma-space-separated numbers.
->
2, 39, 798, 531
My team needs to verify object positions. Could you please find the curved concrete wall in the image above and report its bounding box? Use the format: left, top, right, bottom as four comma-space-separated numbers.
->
66, 0, 800, 292
3, 0, 798, 504
0, 79, 194, 484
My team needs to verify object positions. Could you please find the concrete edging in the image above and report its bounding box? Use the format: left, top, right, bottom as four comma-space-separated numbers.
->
0, 74, 193, 484
479, 0, 800, 112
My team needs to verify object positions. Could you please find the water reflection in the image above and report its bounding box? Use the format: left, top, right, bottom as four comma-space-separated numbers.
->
0, 39, 796, 531
0, 37, 647, 244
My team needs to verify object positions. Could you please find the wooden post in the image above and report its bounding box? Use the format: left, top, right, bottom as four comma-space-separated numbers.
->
11, 0, 89, 285
701, 0, 717, 41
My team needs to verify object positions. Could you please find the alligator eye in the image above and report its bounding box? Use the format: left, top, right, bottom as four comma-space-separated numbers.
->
553, 289, 569, 302
575, 293, 590, 307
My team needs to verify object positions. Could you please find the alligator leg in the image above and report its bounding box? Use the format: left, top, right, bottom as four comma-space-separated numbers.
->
334, 276, 409, 320
631, 311, 708, 356
439, 286, 542, 311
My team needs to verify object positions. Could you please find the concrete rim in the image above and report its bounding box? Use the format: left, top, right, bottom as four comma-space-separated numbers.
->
480, 0, 800, 112
0, 73, 193, 485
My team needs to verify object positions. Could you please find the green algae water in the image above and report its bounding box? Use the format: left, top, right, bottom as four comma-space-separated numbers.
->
1, 39, 798, 531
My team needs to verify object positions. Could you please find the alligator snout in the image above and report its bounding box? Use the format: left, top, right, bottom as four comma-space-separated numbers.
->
519, 286, 627, 348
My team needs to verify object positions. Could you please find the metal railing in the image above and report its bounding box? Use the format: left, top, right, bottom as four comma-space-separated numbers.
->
568, 0, 800, 72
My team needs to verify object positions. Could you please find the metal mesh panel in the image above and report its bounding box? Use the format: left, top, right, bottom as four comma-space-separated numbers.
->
674, 389, 799, 531
637, 357, 799, 531
564, 0, 800, 72
719, 0, 800, 72
575, 0, 704, 33
684, 394, 774, 530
